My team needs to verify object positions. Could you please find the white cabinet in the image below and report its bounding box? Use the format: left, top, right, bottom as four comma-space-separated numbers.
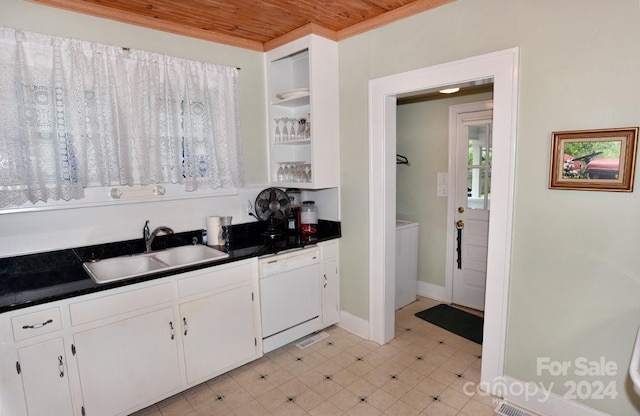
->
180, 285, 257, 383
17, 338, 74, 416
73, 307, 181, 416
1, 306, 76, 416
0, 256, 264, 416
319, 241, 339, 326
69, 259, 261, 415
177, 260, 261, 384
266, 34, 339, 189
395, 220, 419, 309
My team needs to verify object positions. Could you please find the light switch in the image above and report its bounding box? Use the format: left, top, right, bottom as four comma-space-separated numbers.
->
437, 172, 448, 197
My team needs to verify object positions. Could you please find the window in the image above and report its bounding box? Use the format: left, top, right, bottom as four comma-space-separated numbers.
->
0, 27, 243, 209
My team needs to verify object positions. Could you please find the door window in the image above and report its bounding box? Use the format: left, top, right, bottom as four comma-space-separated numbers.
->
466, 122, 492, 210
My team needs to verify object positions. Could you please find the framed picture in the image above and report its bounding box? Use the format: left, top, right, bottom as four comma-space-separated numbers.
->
549, 127, 639, 191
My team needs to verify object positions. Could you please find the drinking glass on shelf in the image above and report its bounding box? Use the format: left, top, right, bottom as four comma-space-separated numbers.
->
304, 115, 311, 140
297, 119, 306, 141
299, 164, 309, 182
283, 163, 292, 182
292, 163, 301, 182
274, 118, 282, 143
276, 163, 285, 182
290, 119, 299, 141
305, 164, 312, 182
282, 119, 290, 142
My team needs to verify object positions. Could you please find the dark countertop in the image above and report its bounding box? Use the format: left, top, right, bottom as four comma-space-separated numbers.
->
0, 220, 340, 313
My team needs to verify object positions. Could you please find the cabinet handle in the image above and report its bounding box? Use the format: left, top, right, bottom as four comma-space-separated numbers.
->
58, 355, 64, 378
22, 319, 53, 329
324, 274, 328, 288
169, 321, 175, 340
183, 317, 189, 336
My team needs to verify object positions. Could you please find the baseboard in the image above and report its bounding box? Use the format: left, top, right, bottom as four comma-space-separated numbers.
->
501, 376, 611, 416
417, 281, 447, 301
337, 310, 369, 340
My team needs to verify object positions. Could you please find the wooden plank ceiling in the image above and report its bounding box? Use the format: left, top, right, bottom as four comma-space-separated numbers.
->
29, 0, 453, 51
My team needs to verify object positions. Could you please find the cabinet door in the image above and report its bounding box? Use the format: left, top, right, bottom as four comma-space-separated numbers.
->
180, 283, 258, 384
322, 259, 339, 327
73, 307, 181, 416
18, 338, 74, 416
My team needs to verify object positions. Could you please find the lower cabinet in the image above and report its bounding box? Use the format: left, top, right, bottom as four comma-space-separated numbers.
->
17, 338, 74, 416
319, 241, 340, 327
0, 248, 337, 416
73, 306, 182, 416
68, 258, 260, 416
180, 283, 258, 384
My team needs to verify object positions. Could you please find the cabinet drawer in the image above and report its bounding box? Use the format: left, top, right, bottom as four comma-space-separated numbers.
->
69, 282, 173, 326
178, 261, 253, 299
12, 307, 62, 341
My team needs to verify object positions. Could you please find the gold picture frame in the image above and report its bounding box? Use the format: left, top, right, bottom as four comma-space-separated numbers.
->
549, 127, 638, 191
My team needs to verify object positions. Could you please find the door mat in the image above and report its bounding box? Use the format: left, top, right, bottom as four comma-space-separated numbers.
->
415, 304, 483, 344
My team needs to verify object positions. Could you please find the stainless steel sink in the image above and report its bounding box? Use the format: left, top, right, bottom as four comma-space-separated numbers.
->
83, 245, 229, 284
152, 244, 228, 267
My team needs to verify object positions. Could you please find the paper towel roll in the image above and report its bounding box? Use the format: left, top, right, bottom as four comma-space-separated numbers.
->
206, 216, 221, 246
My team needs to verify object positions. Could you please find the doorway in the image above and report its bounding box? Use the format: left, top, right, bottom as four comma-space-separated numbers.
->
447, 101, 493, 312
368, 48, 519, 387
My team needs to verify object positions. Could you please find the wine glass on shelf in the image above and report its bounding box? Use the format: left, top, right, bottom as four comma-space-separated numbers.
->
290, 119, 298, 141
276, 163, 285, 182
281, 119, 290, 142
292, 163, 301, 182
297, 119, 306, 141
299, 164, 309, 182
304, 114, 311, 140
274, 118, 282, 143
283, 163, 292, 182
305, 164, 312, 182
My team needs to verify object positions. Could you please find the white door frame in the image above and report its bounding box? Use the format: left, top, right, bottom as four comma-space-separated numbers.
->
446, 100, 493, 309
368, 48, 519, 386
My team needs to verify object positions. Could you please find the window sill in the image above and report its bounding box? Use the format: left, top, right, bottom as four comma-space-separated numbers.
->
0, 184, 239, 214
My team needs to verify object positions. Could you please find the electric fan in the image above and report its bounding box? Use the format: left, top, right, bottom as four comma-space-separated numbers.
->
254, 187, 291, 238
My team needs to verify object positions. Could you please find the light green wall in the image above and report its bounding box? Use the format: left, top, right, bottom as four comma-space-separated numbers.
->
396, 92, 492, 287
0, 0, 267, 185
339, 0, 640, 413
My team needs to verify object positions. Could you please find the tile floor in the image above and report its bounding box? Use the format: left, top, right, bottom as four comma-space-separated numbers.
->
131, 296, 499, 416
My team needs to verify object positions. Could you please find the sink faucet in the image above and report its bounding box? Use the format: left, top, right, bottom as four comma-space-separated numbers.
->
143, 220, 174, 253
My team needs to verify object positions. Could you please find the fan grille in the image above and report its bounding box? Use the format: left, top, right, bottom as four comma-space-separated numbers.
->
254, 188, 291, 237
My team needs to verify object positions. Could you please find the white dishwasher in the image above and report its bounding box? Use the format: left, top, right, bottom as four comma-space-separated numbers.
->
396, 220, 419, 309
259, 247, 322, 353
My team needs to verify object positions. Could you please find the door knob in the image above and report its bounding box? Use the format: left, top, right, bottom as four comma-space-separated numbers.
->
458, 207, 465, 213
456, 220, 465, 229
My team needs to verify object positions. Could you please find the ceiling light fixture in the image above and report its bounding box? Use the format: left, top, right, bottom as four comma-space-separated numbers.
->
439, 87, 460, 94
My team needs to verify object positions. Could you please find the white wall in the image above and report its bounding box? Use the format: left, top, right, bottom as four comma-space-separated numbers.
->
338, 0, 640, 414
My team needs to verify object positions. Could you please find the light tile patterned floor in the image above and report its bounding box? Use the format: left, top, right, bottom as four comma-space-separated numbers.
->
131, 297, 498, 416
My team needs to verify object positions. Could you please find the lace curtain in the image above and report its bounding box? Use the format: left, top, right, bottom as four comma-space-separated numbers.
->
0, 27, 243, 208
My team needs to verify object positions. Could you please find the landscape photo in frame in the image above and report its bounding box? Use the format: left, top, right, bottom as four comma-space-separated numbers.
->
549, 127, 638, 191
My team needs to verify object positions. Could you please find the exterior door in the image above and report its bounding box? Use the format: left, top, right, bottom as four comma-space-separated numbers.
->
451, 104, 493, 311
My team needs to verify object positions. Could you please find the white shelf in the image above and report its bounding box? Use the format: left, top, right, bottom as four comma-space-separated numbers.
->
272, 93, 310, 107
266, 35, 339, 190
273, 139, 311, 146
